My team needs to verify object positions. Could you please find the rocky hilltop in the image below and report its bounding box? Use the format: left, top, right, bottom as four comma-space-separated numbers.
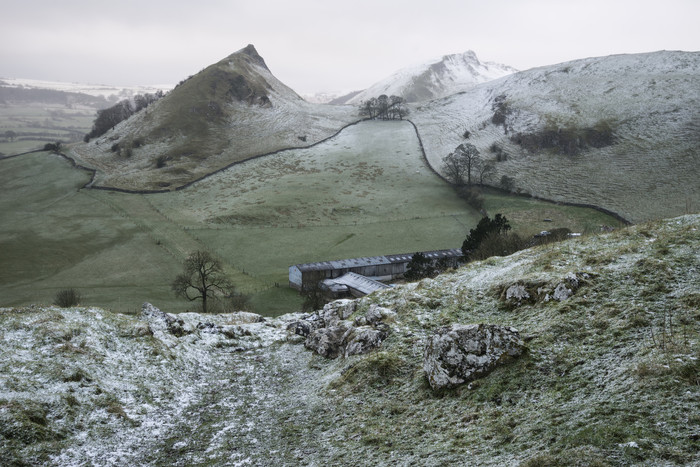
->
2, 215, 698, 465
68, 45, 357, 190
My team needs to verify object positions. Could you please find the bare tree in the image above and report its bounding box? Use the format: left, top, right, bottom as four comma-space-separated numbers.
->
478, 160, 495, 185
376, 94, 389, 119
358, 95, 408, 120
455, 143, 480, 185
389, 95, 408, 119
442, 151, 468, 185
442, 143, 481, 185
172, 250, 232, 313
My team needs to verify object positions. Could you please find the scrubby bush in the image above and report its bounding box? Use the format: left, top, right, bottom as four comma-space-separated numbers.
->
490, 143, 508, 161
43, 141, 62, 153
462, 214, 513, 259
500, 175, 515, 192
469, 232, 526, 261
54, 289, 81, 307
456, 186, 485, 211
404, 252, 436, 281
156, 155, 169, 168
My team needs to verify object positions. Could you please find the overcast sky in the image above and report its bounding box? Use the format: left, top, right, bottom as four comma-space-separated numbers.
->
2, 0, 699, 94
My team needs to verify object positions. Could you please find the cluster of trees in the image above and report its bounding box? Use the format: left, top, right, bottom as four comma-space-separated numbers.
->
403, 253, 455, 281
461, 214, 526, 262
402, 214, 523, 283
358, 95, 409, 120
84, 91, 164, 142
442, 142, 494, 187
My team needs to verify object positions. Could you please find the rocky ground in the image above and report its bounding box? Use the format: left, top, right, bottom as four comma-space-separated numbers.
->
1, 215, 698, 465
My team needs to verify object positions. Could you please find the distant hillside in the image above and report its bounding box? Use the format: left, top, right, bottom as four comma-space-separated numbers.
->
337, 50, 516, 105
68, 45, 357, 190
1, 215, 697, 465
0, 86, 108, 108
0, 77, 170, 99
411, 51, 700, 222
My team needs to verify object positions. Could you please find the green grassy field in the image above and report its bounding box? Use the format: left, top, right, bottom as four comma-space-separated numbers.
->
0, 104, 95, 156
0, 121, 624, 316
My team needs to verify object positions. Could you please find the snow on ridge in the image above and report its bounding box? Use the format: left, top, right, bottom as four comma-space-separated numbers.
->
345, 50, 516, 104
410, 49, 700, 223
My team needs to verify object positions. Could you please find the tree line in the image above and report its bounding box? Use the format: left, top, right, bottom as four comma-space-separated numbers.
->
358, 95, 409, 120
84, 91, 164, 142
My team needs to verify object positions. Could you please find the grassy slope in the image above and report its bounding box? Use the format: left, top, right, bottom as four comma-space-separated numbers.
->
412, 51, 700, 223
0, 152, 184, 312
0, 216, 697, 465
323, 215, 699, 465
0, 123, 624, 316
67, 48, 358, 191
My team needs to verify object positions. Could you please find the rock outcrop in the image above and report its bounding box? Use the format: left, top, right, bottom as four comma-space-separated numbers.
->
423, 323, 525, 390
141, 302, 189, 337
501, 272, 591, 308
289, 301, 393, 358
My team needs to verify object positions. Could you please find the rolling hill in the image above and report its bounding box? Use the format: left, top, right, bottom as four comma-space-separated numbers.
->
411, 50, 700, 222
331, 50, 516, 104
68, 45, 357, 190
1, 214, 697, 465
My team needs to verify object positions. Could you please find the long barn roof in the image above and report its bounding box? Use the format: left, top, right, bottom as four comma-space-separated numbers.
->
292, 248, 462, 272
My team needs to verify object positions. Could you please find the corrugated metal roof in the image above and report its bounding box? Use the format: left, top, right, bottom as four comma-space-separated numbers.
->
295, 255, 391, 272
324, 272, 390, 295
385, 248, 463, 263
293, 248, 463, 272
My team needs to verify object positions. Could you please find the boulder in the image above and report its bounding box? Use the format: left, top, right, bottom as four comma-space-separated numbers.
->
363, 304, 396, 325
505, 284, 530, 304
319, 299, 357, 326
286, 320, 318, 338
545, 272, 589, 302
552, 282, 573, 301
304, 323, 353, 359
141, 302, 189, 337
344, 326, 389, 357
294, 300, 392, 358
228, 311, 266, 324
423, 324, 524, 390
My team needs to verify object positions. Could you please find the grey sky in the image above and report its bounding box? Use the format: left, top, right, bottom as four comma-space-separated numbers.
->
2, 0, 698, 94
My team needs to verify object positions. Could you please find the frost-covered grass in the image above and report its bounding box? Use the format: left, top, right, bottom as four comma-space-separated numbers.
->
67, 50, 359, 191
1, 215, 697, 465
412, 51, 700, 223
148, 121, 481, 285
1, 122, 624, 315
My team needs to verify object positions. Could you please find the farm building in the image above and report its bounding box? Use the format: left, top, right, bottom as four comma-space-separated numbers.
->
288, 248, 463, 293
321, 272, 391, 298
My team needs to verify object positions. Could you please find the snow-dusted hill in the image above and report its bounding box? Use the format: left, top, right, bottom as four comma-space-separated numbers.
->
411, 50, 700, 222
69, 45, 357, 190
2, 215, 698, 465
337, 50, 516, 105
